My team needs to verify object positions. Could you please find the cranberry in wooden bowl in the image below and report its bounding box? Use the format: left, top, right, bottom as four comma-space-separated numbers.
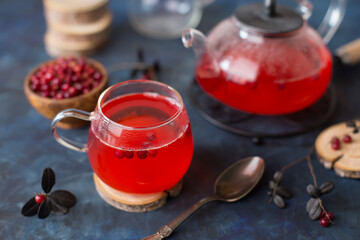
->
24, 56, 108, 129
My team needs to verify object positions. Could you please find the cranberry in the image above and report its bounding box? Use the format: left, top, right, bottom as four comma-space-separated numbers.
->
148, 149, 158, 157
342, 134, 352, 143
68, 87, 78, 97
82, 88, 90, 94
278, 83, 285, 90
331, 142, 340, 150
30, 83, 41, 91
44, 72, 54, 81
93, 72, 102, 81
30, 75, 40, 84
137, 151, 147, 159
61, 83, 70, 91
247, 81, 257, 89
73, 64, 83, 73
63, 92, 70, 99
115, 149, 124, 159
142, 142, 152, 148
146, 133, 156, 142
35, 194, 46, 204
41, 91, 50, 98
40, 84, 49, 92
55, 92, 64, 99
124, 151, 134, 159
320, 211, 334, 221
320, 217, 330, 227
330, 137, 340, 150
331, 136, 340, 145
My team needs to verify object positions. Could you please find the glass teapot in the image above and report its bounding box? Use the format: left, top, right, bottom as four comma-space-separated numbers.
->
182, 0, 346, 115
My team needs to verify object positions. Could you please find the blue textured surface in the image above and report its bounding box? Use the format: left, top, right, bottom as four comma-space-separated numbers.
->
1, 0, 360, 239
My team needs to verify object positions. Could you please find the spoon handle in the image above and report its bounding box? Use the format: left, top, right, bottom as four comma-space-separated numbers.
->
142, 195, 219, 240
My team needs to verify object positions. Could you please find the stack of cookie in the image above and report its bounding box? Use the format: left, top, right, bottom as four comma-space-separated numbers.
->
43, 0, 112, 57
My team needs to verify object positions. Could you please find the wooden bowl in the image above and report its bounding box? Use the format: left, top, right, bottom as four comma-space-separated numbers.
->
24, 57, 108, 129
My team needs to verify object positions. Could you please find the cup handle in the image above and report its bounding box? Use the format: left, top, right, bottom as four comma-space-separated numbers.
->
51, 109, 92, 152
296, 0, 347, 44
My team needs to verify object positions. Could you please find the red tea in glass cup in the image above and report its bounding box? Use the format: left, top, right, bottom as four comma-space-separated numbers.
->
52, 80, 194, 195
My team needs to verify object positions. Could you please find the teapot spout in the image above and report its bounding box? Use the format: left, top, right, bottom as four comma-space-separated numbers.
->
182, 28, 220, 73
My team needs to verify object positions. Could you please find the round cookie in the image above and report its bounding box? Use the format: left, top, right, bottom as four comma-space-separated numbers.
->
315, 120, 360, 178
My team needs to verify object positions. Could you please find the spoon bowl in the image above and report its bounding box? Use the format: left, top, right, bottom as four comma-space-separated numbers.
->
215, 156, 265, 202
143, 156, 265, 240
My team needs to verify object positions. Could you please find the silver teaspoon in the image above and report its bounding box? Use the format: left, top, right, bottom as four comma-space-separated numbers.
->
142, 156, 265, 240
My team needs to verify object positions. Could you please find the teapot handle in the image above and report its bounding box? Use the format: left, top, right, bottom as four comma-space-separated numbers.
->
51, 109, 92, 152
296, 0, 347, 44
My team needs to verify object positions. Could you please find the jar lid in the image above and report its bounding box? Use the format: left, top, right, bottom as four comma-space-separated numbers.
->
234, 2, 304, 35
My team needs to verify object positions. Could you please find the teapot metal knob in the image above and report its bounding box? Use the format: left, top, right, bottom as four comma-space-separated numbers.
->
264, 0, 277, 17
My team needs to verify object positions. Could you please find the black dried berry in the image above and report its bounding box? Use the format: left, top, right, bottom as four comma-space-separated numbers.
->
346, 120, 357, 128
273, 171, 283, 183
274, 195, 285, 208
306, 198, 318, 213
277, 186, 293, 199
308, 199, 321, 220
306, 184, 321, 198
319, 182, 335, 195
268, 180, 275, 190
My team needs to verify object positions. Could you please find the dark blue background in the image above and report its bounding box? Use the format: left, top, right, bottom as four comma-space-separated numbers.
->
1, 0, 359, 239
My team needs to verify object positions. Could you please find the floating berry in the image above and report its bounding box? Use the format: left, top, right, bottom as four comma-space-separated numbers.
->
142, 142, 152, 148
148, 149, 158, 157
342, 134, 352, 143
114, 149, 124, 159
35, 194, 46, 204
124, 151, 134, 159
137, 151, 147, 159
320, 217, 330, 227
146, 133, 156, 142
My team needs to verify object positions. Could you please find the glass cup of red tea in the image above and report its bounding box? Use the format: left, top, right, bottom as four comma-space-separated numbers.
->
52, 80, 194, 198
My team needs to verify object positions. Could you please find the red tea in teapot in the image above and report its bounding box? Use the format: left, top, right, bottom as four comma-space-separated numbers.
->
195, 37, 332, 115
87, 92, 193, 194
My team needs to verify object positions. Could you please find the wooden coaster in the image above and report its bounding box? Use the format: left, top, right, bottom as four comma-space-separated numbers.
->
93, 174, 183, 212
315, 120, 360, 178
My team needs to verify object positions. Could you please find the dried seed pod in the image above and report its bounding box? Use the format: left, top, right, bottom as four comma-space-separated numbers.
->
273, 195, 285, 208
346, 120, 357, 128
308, 199, 321, 220
306, 184, 321, 198
306, 198, 319, 213
268, 180, 275, 190
277, 186, 293, 199
319, 182, 335, 195
273, 171, 283, 183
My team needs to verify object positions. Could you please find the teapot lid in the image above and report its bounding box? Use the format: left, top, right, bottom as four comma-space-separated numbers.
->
234, 0, 304, 34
